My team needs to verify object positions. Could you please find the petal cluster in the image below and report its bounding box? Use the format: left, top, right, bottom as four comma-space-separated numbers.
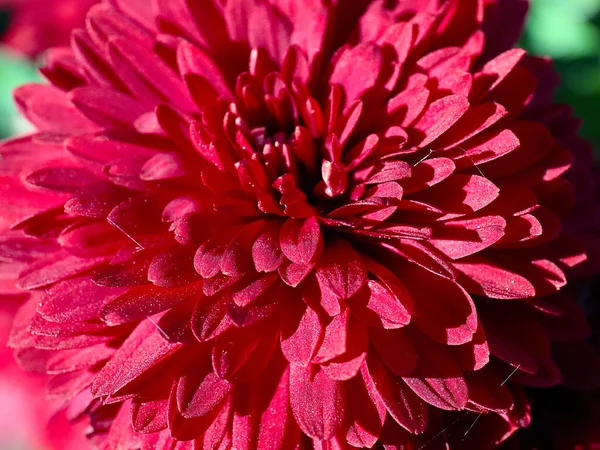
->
0, 0, 596, 449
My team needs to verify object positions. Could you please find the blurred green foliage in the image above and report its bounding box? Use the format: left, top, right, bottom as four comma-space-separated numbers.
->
521, 0, 600, 150
0, 1, 598, 150
0, 49, 39, 139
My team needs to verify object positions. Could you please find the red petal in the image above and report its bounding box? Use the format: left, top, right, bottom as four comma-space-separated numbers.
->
70, 86, 148, 128
454, 254, 566, 299
429, 215, 506, 260
281, 300, 323, 367
177, 41, 233, 99
231, 273, 278, 308
385, 86, 430, 129
18, 251, 108, 290
315, 239, 367, 300
92, 319, 182, 397
221, 221, 265, 277
321, 317, 368, 381
191, 294, 230, 342
212, 317, 278, 382
140, 153, 188, 181
479, 121, 555, 178
108, 37, 194, 112
450, 128, 519, 170
434, 102, 507, 150
403, 332, 469, 411
257, 364, 301, 449
471, 48, 526, 100
148, 247, 199, 288
401, 157, 456, 194
278, 260, 315, 287
314, 309, 350, 363
371, 327, 417, 377
252, 221, 284, 272
248, 3, 292, 63
412, 174, 500, 220
0, 235, 59, 262
364, 354, 428, 434
280, 216, 323, 265
411, 95, 470, 148
330, 43, 383, 104
101, 283, 200, 326
358, 279, 411, 329
344, 371, 386, 448
38, 276, 125, 323
177, 369, 231, 419
289, 364, 345, 440
451, 321, 490, 371
132, 396, 169, 434
402, 264, 477, 345
479, 303, 550, 374
15, 84, 98, 133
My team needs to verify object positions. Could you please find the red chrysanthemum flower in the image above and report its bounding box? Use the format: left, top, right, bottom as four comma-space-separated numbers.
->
0, 0, 98, 58
0, 0, 596, 448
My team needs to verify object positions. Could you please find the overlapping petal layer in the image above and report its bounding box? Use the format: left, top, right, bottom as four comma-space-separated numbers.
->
0, 0, 598, 449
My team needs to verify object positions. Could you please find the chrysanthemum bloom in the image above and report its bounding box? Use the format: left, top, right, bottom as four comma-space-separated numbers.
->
1, 0, 596, 448
0, 0, 97, 58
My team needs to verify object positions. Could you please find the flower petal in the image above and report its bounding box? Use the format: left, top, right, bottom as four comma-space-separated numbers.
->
289, 364, 345, 440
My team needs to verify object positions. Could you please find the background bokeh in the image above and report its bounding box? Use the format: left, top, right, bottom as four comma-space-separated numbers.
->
521, 0, 600, 152
0, 0, 599, 449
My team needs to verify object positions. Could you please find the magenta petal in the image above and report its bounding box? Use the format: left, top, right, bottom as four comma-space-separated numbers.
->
18, 251, 109, 290
257, 365, 300, 449
361, 279, 411, 329
38, 275, 126, 323
148, 247, 200, 288
252, 220, 284, 272
321, 316, 368, 381
454, 254, 566, 299
281, 300, 323, 367
411, 95, 470, 148
330, 43, 383, 104
212, 318, 278, 382
247, 3, 292, 63
92, 320, 182, 397
131, 396, 169, 434
364, 354, 428, 434
70, 86, 148, 128
370, 327, 417, 376
280, 216, 323, 265
413, 174, 500, 219
344, 370, 386, 448
315, 239, 367, 300
430, 215, 506, 260
402, 332, 469, 411
101, 284, 200, 325
289, 364, 345, 440
176, 369, 231, 419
